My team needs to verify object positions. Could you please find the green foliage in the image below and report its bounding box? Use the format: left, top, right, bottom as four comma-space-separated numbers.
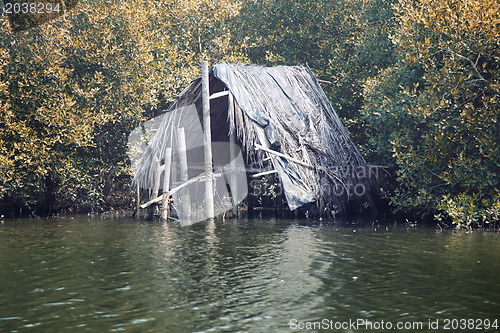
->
0, 0, 247, 216
1, 3, 141, 214
437, 191, 500, 229
362, 0, 499, 227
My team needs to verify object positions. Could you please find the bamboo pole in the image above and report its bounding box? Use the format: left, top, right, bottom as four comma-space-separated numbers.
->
201, 61, 215, 219
177, 127, 191, 221
161, 147, 172, 221
228, 92, 238, 217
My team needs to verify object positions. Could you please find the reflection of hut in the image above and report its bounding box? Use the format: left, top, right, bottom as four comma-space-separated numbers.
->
132, 63, 378, 222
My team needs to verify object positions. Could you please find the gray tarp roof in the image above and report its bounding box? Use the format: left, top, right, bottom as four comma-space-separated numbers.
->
212, 63, 318, 210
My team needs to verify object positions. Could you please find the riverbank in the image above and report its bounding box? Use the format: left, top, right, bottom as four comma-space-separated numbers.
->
0, 173, 497, 232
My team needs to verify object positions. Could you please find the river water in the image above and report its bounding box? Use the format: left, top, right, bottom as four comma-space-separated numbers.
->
0, 217, 499, 332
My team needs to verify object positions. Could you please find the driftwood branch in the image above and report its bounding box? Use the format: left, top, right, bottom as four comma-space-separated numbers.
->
140, 172, 222, 209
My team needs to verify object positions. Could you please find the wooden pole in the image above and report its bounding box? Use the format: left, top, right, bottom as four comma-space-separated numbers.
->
152, 156, 162, 200
136, 183, 140, 218
201, 61, 215, 219
177, 127, 191, 221
228, 92, 238, 217
161, 147, 172, 221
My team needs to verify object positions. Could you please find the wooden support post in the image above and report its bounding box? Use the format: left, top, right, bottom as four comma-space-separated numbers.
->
201, 60, 215, 220
228, 92, 238, 217
161, 147, 172, 221
171, 154, 177, 189
152, 157, 162, 200
136, 183, 140, 218
177, 127, 191, 221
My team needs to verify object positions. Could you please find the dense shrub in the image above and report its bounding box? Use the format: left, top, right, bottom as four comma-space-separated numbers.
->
362, 0, 499, 228
0, 0, 245, 216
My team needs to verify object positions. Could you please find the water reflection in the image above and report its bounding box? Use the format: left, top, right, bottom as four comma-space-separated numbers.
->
0, 218, 499, 332
131, 220, 327, 332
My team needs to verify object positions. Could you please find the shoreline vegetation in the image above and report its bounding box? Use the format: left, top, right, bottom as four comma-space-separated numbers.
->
0, 0, 498, 229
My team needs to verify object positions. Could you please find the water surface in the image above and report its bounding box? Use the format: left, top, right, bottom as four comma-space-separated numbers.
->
0, 217, 499, 332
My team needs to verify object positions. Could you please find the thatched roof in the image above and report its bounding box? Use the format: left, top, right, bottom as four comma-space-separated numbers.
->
132, 63, 378, 218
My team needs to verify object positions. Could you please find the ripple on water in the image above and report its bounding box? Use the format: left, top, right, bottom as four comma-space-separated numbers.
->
0, 218, 499, 332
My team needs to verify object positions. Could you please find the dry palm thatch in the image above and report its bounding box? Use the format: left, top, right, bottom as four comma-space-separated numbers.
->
132, 63, 378, 218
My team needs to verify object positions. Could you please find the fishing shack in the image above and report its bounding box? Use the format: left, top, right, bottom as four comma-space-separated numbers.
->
131, 62, 378, 223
